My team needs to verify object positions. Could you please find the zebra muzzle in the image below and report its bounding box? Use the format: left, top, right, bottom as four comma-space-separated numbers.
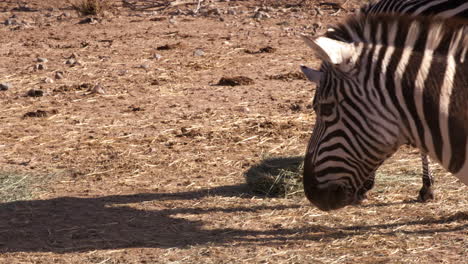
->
304, 183, 352, 211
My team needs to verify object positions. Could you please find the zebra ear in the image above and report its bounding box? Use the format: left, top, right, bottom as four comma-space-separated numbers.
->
302, 35, 354, 65
300, 65, 322, 84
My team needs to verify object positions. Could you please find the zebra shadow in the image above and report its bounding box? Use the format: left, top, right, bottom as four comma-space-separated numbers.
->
0, 184, 465, 254
0, 159, 464, 254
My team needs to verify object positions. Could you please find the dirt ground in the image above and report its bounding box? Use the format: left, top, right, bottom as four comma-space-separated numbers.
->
0, 0, 466, 263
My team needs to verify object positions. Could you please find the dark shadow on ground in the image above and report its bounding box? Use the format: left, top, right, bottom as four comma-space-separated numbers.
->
0, 156, 464, 253
0, 182, 466, 253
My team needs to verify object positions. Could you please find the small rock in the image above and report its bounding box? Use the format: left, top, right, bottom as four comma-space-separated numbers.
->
152, 53, 162, 60
228, 9, 237, 15
23, 110, 57, 118
169, 9, 185, 16
24, 110, 47, 118
89, 84, 105, 94
193, 49, 204, 57
138, 64, 149, 70
253, 11, 270, 20
43, 77, 54, 83
117, 69, 128, 76
37, 57, 48, 63
129, 106, 143, 112
206, 8, 221, 16
4, 18, 18, 26
232, 106, 250, 113
78, 17, 98, 24
35, 64, 47, 70
0, 83, 11, 91
65, 58, 76, 65
55, 71, 64, 79
26, 89, 44, 97
289, 103, 302, 112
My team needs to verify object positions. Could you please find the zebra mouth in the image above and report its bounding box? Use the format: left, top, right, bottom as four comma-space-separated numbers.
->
304, 183, 354, 211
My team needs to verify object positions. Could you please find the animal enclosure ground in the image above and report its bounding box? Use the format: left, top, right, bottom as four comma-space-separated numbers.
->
0, 0, 466, 263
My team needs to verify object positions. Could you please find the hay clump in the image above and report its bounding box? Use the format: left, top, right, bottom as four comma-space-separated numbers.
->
0, 172, 33, 202
245, 156, 303, 197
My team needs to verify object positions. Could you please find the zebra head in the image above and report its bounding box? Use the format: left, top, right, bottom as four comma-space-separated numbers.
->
301, 36, 402, 211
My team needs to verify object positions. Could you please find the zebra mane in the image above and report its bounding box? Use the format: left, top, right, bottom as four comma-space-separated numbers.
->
358, 0, 382, 14
325, 14, 468, 59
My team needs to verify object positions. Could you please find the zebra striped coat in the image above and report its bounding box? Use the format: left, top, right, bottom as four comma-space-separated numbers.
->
301, 14, 468, 211
361, 0, 468, 18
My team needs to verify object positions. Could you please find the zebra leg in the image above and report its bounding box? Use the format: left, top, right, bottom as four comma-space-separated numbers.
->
417, 153, 434, 202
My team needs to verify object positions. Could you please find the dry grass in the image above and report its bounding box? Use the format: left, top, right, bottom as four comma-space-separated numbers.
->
0, 171, 55, 203
245, 156, 303, 197
0, 0, 466, 263
0, 172, 32, 202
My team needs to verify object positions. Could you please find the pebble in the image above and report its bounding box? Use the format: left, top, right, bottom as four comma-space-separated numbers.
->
207, 8, 221, 16
117, 69, 128, 76
37, 57, 48, 63
35, 63, 47, 70
89, 84, 105, 94
0, 83, 11, 91
253, 11, 271, 20
65, 58, 76, 65
4, 18, 18, 26
193, 49, 205, 57
27, 89, 44, 97
43, 77, 54, 83
232, 106, 250, 113
78, 17, 97, 24
55, 71, 64, 79
152, 53, 162, 60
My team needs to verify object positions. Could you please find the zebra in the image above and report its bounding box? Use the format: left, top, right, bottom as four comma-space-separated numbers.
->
324, 0, 468, 202
300, 14, 468, 211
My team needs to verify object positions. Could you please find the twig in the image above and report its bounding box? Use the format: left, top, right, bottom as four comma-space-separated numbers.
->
193, 0, 203, 14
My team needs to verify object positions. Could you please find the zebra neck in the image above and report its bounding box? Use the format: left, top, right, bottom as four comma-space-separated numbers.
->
369, 43, 468, 182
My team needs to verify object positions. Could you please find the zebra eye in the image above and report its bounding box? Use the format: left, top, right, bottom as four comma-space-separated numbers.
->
319, 102, 335, 116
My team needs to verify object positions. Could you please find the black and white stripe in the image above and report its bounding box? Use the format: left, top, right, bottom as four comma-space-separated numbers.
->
325, 0, 468, 203
301, 14, 468, 211
361, 0, 468, 18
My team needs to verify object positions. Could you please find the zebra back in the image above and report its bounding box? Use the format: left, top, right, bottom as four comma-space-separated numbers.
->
326, 14, 468, 57
361, 0, 468, 18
